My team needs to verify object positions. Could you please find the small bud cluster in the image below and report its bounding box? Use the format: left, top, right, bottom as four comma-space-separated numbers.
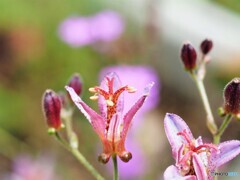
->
42, 73, 83, 132
180, 39, 213, 72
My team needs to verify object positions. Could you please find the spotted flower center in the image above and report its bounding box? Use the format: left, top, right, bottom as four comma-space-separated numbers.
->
176, 130, 218, 176
89, 77, 136, 132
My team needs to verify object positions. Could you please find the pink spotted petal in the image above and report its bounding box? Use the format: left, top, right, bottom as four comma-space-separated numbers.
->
192, 153, 208, 180
211, 140, 240, 169
121, 82, 154, 140
163, 165, 196, 180
164, 113, 194, 160
65, 86, 105, 139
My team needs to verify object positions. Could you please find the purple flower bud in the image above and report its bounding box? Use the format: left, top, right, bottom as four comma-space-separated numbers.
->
42, 89, 62, 130
180, 42, 197, 70
68, 73, 82, 95
223, 78, 240, 116
200, 39, 213, 55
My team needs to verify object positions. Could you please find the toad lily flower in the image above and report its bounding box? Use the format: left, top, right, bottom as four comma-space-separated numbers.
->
164, 113, 240, 180
65, 72, 154, 164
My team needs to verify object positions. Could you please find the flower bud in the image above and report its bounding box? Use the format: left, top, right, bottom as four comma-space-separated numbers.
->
42, 89, 62, 130
200, 39, 213, 55
68, 73, 82, 96
223, 78, 240, 116
180, 42, 197, 71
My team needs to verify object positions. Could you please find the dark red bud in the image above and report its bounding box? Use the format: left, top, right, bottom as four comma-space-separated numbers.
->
42, 89, 62, 130
180, 42, 197, 70
119, 151, 132, 162
200, 39, 213, 55
98, 153, 111, 164
223, 78, 240, 116
68, 73, 82, 95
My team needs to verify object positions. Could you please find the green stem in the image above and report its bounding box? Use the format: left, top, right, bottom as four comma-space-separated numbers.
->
192, 74, 217, 134
65, 114, 79, 148
58, 108, 104, 180
112, 155, 119, 180
214, 114, 232, 144
55, 133, 104, 180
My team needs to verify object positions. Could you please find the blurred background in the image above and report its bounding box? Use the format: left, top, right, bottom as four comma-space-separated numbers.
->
0, 0, 240, 179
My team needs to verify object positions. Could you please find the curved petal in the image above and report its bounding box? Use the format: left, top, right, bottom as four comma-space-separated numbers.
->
164, 113, 194, 160
65, 86, 105, 139
192, 153, 208, 180
163, 165, 196, 180
121, 82, 154, 140
210, 140, 240, 168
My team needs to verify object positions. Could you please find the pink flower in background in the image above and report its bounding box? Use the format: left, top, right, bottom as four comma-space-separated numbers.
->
58, 17, 93, 47
66, 72, 154, 163
164, 113, 240, 180
90, 11, 124, 42
58, 10, 124, 47
6, 155, 59, 180
100, 65, 160, 178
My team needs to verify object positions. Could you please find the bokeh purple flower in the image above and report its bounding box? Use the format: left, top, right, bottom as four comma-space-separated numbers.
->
6, 155, 59, 180
58, 10, 124, 47
100, 65, 160, 178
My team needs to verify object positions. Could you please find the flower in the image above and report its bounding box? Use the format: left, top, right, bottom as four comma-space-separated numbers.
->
7, 155, 59, 180
65, 72, 154, 163
42, 89, 62, 131
90, 10, 124, 42
58, 10, 124, 47
163, 113, 240, 180
99, 66, 160, 177
180, 42, 197, 71
223, 78, 240, 117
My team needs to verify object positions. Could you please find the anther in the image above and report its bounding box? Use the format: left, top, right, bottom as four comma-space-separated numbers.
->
126, 86, 137, 93
89, 87, 97, 93
106, 99, 114, 106
90, 95, 99, 100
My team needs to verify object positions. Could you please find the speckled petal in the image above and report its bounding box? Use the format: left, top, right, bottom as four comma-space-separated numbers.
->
121, 82, 154, 140
163, 165, 196, 180
211, 140, 240, 168
65, 86, 105, 139
192, 153, 208, 180
164, 113, 194, 160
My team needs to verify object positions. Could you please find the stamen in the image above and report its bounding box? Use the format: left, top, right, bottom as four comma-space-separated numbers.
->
89, 87, 97, 93
194, 143, 218, 152
177, 130, 192, 144
106, 100, 114, 106
90, 95, 99, 100
126, 86, 137, 93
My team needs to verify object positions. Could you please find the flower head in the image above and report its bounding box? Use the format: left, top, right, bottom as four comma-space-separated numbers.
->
66, 72, 154, 163
164, 113, 240, 180
58, 10, 124, 47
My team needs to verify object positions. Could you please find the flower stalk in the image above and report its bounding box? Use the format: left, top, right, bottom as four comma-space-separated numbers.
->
214, 114, 233, 144
192, 74, 217, 135
112, 154, 119, 180
54, 132, 104, 180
